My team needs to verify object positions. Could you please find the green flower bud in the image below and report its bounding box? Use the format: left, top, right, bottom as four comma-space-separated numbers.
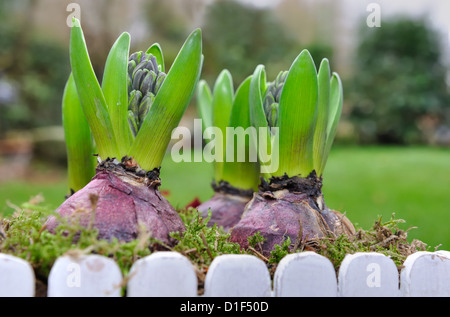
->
140, 70, 157, 94
263, 70, 288, 128
268, 103, 279, 128
127, 60, 136, 75
128, 90, 142, 115
138, 93, 155, 122
128, 110, 139, 137
154, 72, 166, 94
129, 51, 143, 65
132, 69, 146, 91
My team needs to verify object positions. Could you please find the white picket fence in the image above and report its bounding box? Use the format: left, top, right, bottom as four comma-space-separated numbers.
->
0, 250, 449, 297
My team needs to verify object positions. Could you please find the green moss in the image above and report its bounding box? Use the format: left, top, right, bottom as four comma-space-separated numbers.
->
247, 231, 266, 250
170, 208, 243, 269
280, 214, 432, 272
269, 237, 292, 265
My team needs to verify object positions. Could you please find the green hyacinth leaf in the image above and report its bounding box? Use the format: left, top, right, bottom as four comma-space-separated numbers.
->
129, 29, 203, 171
102, 31, 132, 156
277, 49, 318, 178
146, 43, 165, 73
249, 64, 273, 177
313, 58, 331, 176
212, 69, 234, 132
320, 72, 343, 175
69, 18, 119, 159
249, 65, 269, 132
196, 79, 213, 130
62, 73, 96, 193
211, 69, 234, 182
222, 75, 260, 191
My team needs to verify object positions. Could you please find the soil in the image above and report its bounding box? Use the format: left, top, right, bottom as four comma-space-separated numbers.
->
259, 170, 322, 199
211, 180, 254, 198
35, 278, 48, 297
97, 156, 162, 184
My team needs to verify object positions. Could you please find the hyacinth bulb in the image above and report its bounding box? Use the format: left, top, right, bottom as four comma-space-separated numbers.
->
197, 181, 254, 232
229, 173, 355, 255
46, 158, 185, 246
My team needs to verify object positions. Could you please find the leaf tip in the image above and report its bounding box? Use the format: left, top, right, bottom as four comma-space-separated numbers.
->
120, 31, 131, 42
71, 17, 81, 28
300, 48, 312, 58
319, 58, 330, 69
188, 28, 202, 44
192, 28, 202, 36
218, 69, 233, 83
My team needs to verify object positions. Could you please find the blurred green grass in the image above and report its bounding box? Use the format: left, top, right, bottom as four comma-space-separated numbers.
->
0, 146, 448, 249
322, 146, 450, 250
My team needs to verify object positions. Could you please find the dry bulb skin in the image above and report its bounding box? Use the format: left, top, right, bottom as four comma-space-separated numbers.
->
45, 157, 185, 246
197, 181, 254, 232
229, 172, 355, 256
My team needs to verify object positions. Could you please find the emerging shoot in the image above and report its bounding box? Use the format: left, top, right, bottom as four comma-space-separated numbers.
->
50, 18, 203, 245
230, 49, 354, 254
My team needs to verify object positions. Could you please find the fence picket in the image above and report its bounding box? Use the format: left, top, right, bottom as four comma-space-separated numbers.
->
127, 251, 197, 297
2, 249, 450, 297
203, 254, 271, 297
400, 251, 450, 296
47, 254, 122, 297
338, 252, 399, 297
0, 253, 35, 297
436, 250, 450, 259
273, 252, 337, 297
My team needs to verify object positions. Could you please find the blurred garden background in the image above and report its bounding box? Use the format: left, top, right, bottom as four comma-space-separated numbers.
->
0, 0, 449, 249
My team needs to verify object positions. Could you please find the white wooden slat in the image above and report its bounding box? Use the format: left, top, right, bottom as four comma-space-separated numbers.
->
203, 254, 272, 297
273, 252, 337, 297
1, 249, 449, 297
0, 253, 35, 297
436, 250, 450, 259
400, 251, 450, 297
338, 252, 399, 297
47, 254, 123, 297
127, 251, 197, 297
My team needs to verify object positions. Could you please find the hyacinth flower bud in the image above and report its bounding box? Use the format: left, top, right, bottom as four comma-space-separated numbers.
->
127, 52, 167, 135
262, 70, 288, 129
